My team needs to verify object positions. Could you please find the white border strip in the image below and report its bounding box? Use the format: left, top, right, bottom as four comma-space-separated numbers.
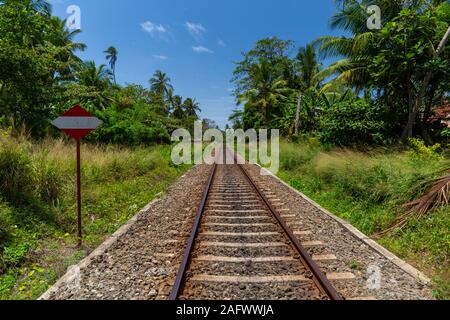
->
255, 164, 431, 285
52, 117, 102, 130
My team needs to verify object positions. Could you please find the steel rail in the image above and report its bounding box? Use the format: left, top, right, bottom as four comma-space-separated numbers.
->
233, 150, 343, 301
169, 162, 218, 300
170, 148, 342, 300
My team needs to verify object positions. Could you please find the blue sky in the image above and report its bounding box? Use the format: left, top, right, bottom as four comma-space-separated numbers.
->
49, 0, 344, 128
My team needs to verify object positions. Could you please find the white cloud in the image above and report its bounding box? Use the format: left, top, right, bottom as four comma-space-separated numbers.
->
185, 22, 206, 41
141, 21, 169, 40
153, 55, 168, 60
218, 39, 226, 47
192, 46, 213, 54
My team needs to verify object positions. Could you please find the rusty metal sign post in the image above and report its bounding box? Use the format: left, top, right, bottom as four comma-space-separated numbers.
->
51, 105, 102, 247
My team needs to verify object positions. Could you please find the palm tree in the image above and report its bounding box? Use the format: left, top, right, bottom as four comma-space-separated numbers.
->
149, 70, 173, 99
49, 17, 86, 80
295, 44, 322, 135
237, 59, 289, 125
166, 87, 175, 113
171, 95, 184, 119
313, 0, 412, 90
69, 61, 112, 109
317, 0, 450, 139
74, 61, 111, 89
316, 0, 447, 90
51, 17, 86, 53
228, 109, 244, 129
104, 46, 118, 85
183, 98, 201, 119
0, 0, 53, 16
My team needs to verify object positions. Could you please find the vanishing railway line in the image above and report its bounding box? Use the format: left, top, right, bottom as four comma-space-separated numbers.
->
170, 148, 343, 300
41, 147, 432, 301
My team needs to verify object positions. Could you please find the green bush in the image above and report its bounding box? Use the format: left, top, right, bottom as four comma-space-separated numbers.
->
2, 242, 31, 268
318, 100, 388, 146
408, 138, 443, 161
91, 105, 171, 145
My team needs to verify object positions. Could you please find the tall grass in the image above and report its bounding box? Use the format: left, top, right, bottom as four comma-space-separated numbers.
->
0, 134, 189, 299
280, 140, 450, 230
0, 141, 35, 206
277, 139, 449, 298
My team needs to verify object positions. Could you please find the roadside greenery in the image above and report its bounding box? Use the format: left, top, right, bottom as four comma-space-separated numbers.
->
0, 0, 207, 142
230, 0, 450, 146
275, 139, 449, 299
1, 0, 449, 300
0, 133, 191, 299
231, 1, 449, 299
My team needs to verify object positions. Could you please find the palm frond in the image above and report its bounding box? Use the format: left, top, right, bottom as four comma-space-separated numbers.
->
329, 1, 368, 34
315, 36, 355, 59
376, 170, 450, 237
352, 32, 376, 55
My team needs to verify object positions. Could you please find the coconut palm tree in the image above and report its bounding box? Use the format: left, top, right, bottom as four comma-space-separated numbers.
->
183, 98, 201, 119
317, 0, 450, 139
294, 44, 322, 135
74, 61, 111, 89
237, 59, 289, 125
171, 95, 184, 119
149, 70, 173, 99
51, 17, 86, 54
313, 0, 409, 90
165, 87, 175, 113
49, 17, 86, 80
316, 0, 447, 90
70, 61, 113, 109
104, 46, 118, 85
0, 0, 53, 16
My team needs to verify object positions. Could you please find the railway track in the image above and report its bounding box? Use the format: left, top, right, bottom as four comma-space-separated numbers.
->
41, 148, 432, 301
170, 148, 343, 300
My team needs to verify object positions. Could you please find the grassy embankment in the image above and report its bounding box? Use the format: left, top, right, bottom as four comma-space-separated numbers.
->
0, 133, 190, 300
257, 139, 449, 299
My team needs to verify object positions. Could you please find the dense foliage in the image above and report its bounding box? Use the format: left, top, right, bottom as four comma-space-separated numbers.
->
231, 0, 450, 146
275, 139, 450, 299
0, 134, 190, 299
0, 0, 201, 143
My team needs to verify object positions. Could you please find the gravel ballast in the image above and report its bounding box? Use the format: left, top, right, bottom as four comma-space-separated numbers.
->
243, 164, 433, 300
41, 162, 434, 300
42, 164, 212, 300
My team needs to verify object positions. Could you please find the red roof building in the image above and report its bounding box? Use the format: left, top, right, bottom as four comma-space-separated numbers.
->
432, 104, 450, 128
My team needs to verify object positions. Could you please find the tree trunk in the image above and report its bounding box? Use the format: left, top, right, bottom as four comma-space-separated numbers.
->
420, 84, 438, 146
402, 77, 415, 139
403, 26, 450, 138
419, 120, 434, 146
295, 92, 303, 135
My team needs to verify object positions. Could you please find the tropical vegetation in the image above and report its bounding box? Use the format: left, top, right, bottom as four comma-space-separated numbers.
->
232, 0, 450, 298
0, 0, 449, 300
231, 0, 450, 146
0, 0, 203, 144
